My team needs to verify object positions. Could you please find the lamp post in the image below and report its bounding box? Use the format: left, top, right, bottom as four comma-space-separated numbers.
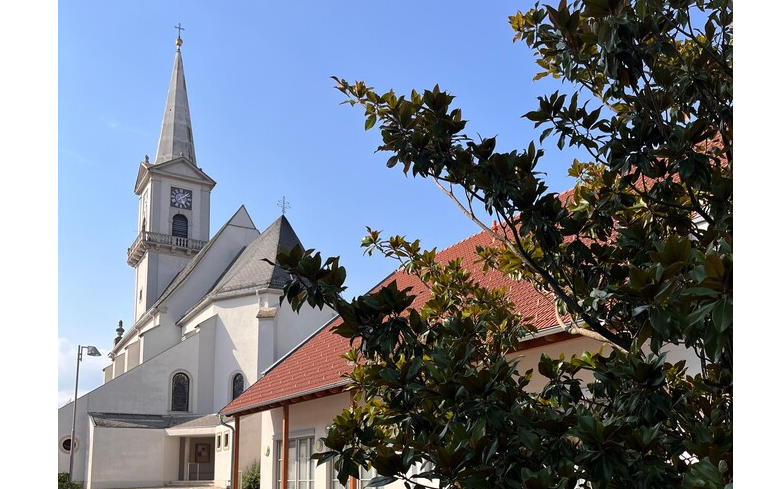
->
68, 345, 101, 482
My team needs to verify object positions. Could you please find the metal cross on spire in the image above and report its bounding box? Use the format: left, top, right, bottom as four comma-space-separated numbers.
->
277, 196, 291, 215
174, 23, 185, 50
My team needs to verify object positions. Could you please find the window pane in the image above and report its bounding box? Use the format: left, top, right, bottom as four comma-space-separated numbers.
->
288, 441, 296, 478
232, 374, 244, 400
276, 440, 282, 489
172, 373, 189, 411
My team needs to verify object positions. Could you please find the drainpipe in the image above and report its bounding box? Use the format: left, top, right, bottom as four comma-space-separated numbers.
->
220, 414, 236, 489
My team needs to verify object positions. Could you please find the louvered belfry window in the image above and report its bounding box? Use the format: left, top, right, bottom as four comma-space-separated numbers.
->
172, 214, 188, 239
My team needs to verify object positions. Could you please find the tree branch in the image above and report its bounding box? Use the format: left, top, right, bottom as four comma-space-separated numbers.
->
553, 303, 627, 354
432, 177, 510, 245
492, 204, 632, 351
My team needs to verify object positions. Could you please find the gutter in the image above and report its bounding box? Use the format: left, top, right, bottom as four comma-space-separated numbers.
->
221, 379, 350, 417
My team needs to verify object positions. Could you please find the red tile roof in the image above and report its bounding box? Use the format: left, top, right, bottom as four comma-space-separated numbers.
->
220, 224, 564, 417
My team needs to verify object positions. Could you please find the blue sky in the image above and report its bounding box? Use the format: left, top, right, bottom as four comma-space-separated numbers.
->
56, 1, 589, 407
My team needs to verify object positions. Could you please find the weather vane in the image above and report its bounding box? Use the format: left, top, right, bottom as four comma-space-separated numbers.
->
277, 196, 291, 215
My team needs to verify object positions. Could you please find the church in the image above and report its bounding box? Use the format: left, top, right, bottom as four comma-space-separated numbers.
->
57, 34, 337, 489
58, 31, 703, 489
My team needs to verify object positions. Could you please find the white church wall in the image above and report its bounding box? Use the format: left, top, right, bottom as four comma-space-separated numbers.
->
86, 426, 178, 489
114, 352, 126, 376
59, 399, 89, 478
211, 297, 262, 409
59, 332, 209, 479
126, 338, 141, 370
83, 332, 203, 414
197, 186, 211, 240
157, 252, 197, 310
102, 363, 113, 383
141, 320, 181, 363
169, 224, 262, 340
196, 318, 218, 413
134, 253, 150, 320
273, 299, 337, 371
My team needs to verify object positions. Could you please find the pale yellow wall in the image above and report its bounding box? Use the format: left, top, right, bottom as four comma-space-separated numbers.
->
509, 333, 702, 392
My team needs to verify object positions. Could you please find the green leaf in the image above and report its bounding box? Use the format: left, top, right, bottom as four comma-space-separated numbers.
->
365, 114, 377, 131
366, 476, 397, 487
712, 299, 732, 332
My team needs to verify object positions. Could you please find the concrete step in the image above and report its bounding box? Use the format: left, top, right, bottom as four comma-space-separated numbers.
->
118, 483, 220, 489
165, 483, 218, 488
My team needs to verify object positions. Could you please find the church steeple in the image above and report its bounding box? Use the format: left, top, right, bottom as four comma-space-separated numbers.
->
154, 31, 197, 165
128, 27, 216, 322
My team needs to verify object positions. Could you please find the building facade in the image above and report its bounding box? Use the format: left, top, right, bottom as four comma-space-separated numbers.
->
57, 35, 336, 489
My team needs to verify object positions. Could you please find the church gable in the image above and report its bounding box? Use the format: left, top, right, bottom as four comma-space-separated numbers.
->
149, 206, 261, 318
208, 215, 302, 299
133, 159, 153, 194
150, 157, 216, 188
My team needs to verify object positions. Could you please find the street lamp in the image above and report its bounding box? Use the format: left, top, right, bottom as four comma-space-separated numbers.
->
68, 345, 101, 482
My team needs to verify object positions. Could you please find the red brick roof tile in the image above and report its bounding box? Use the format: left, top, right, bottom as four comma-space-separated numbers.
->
220, 223, 565, 417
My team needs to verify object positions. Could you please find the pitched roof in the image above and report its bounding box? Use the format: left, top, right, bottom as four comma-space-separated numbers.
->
90, 412, 222, 430
173, 214, 304, 326
155, 38, 197, 165
221, 225, 562, 416
209, 214, 302, 298
112, 207, 259, 354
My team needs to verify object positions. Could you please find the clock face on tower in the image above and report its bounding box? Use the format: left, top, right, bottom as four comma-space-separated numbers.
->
170, 187, 193, 210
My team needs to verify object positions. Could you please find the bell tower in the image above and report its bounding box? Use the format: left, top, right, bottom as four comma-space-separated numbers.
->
127, 32, 216, 321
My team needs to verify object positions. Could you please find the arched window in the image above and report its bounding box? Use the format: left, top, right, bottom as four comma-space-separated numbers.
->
232, 373, 244, 400
171, 372, 190, 411
172, 214, 188, 239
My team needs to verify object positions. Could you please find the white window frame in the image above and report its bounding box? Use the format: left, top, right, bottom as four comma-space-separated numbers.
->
332, 464, 383, 489
276, 436, 315, 489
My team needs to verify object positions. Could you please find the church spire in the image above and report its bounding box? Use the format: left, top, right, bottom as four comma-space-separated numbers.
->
154, 27, 197, 165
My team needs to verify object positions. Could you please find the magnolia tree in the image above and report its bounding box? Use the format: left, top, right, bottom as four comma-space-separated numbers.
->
275, 1, 732, 488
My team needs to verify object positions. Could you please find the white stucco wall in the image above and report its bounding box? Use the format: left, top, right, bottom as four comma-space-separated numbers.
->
214, 425, 233, 487
125, 339, 141, 371
103, 363, 113, 383
134, 253, 150, 320
257, 395, 351, 489
208, 298, 262, 411
85, 426, 179, 489
180, 290, 336, 413
59, 333, 208, 480
59, 400, 88, 480
272, 297, 336, 370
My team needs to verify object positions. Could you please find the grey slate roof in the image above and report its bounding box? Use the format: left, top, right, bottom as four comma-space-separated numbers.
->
170, 214, 304, 324
209, 215, 302, 299
147, 206, 257, 317
90, 412, 223, 430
